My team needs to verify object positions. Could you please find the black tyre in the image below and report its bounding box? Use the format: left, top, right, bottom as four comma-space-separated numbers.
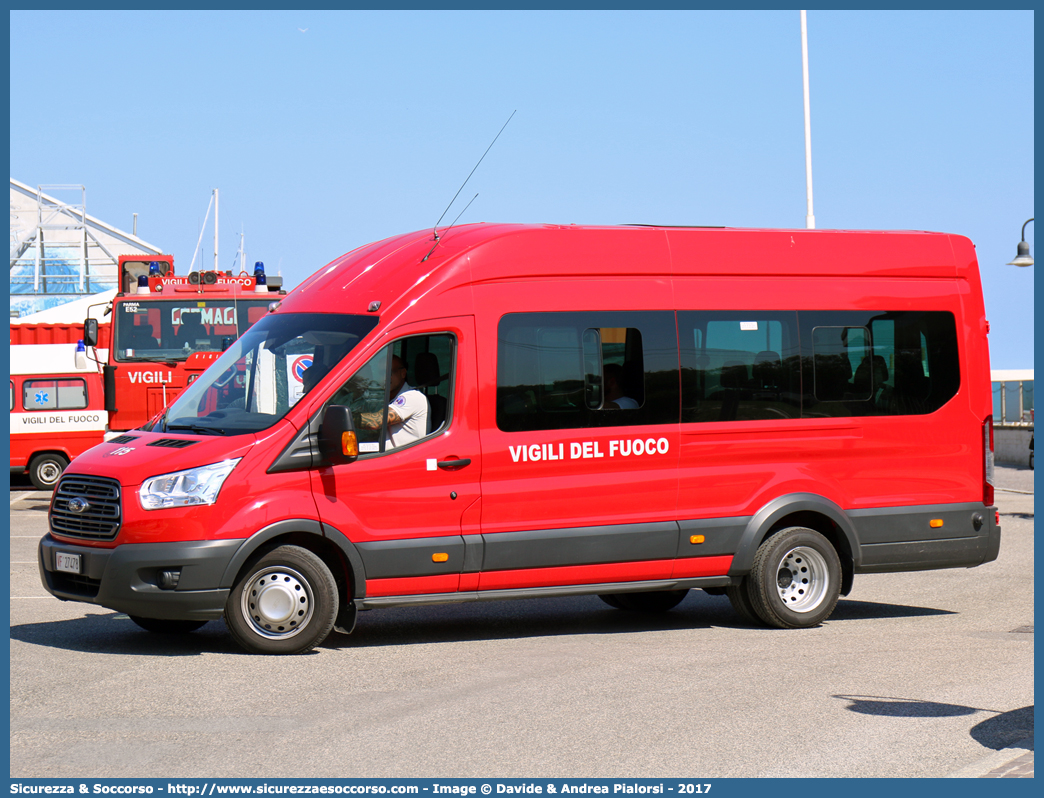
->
613, 589, 689, 612
128, 616, 208, 634
746, 527, 841, 628
225, 545, 338, 655
598, 594, 623, 609
725, 579, 761, 625
29, 453, 67, 491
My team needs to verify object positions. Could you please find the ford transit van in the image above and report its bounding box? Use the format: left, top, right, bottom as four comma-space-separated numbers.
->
39, 224, 1000, 654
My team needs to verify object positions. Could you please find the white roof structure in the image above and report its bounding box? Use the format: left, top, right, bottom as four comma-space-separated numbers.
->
10, 178, 164, 318
991, 370, 1034, 382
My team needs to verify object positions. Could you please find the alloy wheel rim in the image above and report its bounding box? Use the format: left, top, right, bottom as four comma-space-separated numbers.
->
774, 545, 829, 612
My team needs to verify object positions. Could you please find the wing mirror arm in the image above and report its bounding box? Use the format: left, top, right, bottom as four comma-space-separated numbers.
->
319, 405, 359, 465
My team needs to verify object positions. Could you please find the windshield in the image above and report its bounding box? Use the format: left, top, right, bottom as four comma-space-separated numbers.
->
158, 313, 379, 436
114, 298, 273, 361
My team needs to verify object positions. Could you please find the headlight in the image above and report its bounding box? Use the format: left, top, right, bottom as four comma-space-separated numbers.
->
138, 458, 241, 510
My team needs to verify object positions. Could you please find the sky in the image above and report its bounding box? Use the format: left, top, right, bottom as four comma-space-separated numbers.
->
9, 9, 1035, 369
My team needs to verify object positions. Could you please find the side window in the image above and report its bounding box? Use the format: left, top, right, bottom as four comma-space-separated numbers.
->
24, 379, 88, 411
870, 312, 959, 416
496, 311, 677, 432
680, 312, 801, 422
10, 381, 15, 412
328, 333, 455, 455
812, 326, 871, 401
801, 311, 959, 417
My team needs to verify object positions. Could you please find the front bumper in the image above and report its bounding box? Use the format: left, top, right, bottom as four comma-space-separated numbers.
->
38, 535, 243, 621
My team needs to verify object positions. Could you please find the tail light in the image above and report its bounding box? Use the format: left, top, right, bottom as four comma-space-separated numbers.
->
983, 415, 995, 506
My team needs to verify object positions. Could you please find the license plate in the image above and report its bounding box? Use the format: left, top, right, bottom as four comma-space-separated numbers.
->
55, 552, 81, 574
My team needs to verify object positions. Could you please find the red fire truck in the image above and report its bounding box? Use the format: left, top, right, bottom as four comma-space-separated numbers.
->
84, 254, 284, 433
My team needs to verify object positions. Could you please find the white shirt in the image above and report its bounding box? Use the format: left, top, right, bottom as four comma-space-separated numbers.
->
386, 382, 430, 448
611, 396, 639, 410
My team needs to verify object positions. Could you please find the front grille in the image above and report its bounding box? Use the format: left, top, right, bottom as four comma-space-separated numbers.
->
147, 438, 198, 449
50, 475, 122, 541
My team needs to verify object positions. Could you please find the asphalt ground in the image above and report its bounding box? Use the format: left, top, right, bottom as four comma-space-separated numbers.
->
9, 467, 1033, 779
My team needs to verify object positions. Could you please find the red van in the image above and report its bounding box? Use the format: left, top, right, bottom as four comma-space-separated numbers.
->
11, 339, 107, 490
39, 224, 1000, 654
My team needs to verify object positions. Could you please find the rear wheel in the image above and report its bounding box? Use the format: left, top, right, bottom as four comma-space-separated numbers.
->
225, 545, 338, 655
613, 589, 689, 612
746, 527, 841, 628
128, 616, 208, 634
29, 453, 67, 491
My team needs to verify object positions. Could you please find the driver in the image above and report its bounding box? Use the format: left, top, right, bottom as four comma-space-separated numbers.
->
359, 355, 430, 448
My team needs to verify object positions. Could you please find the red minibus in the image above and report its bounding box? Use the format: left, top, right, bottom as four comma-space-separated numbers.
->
39, 224, 1000, 654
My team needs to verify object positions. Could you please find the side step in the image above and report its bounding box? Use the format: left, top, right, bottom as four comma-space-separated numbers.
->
355, 575, 733, 610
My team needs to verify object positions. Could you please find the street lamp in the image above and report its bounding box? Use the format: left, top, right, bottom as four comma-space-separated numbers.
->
1007, 218, 1034, 266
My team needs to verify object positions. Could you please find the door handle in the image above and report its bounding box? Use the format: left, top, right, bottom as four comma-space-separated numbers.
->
437, 458, 471, 470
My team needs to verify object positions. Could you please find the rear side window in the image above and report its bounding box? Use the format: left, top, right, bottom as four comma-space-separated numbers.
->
680, 312, 801, 422
497, 312, 678, 431
24, 379, 88, 411
800, 311, 959, 417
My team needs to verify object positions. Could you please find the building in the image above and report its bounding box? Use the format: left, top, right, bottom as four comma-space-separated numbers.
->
991, 369, 1033, 468
10, 178, 163, 318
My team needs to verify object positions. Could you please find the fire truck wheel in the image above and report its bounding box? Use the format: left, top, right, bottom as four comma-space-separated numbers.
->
225, 545, 338, 655
613, 589, 689, 612
598, 594, 623, 609
725, 580, 761, 625
128, 616, 208, 634
29, 453, 67, 491
746, 527, 841, 628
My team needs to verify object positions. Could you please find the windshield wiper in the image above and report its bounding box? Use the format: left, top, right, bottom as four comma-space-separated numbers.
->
167, 423, 227, 436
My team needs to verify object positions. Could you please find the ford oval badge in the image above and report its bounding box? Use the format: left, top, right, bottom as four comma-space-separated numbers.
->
67, 497, 90, 514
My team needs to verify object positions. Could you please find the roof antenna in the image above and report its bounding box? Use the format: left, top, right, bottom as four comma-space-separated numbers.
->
422, 110, 515, 262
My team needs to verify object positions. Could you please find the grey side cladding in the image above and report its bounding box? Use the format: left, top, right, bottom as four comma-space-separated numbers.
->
355, 535, 466, 579
480, 521, 679, 571
676, 517, 748, 558
850, 502, 1000, 571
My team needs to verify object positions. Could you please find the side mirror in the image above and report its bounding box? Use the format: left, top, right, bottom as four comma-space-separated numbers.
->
84, 319, 99, 348
319, 405, 359, 465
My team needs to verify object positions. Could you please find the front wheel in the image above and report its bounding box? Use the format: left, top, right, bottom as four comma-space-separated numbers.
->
746, 527, 841, 628
29, 453, 67, 491
225, 545, 338, 655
